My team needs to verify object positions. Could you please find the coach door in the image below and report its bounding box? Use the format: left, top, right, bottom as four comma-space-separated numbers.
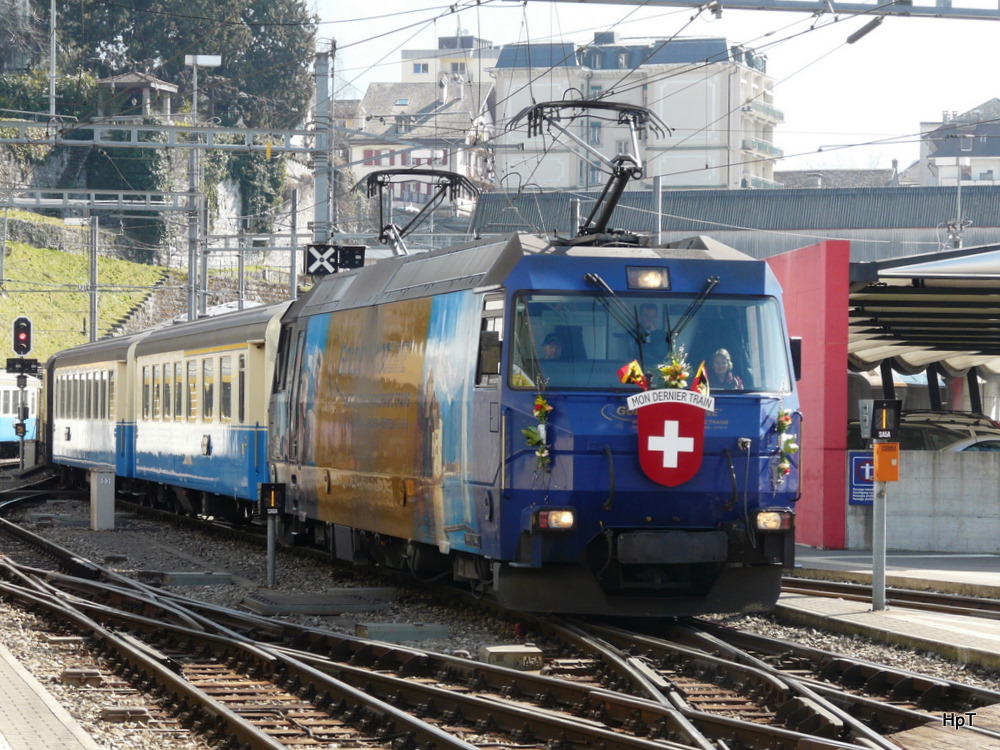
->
471, 294, 503, 551
268, 323, 305, 513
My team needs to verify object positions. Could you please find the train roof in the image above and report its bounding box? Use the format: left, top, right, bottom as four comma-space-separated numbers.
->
47, 330, 146, 369
133, 301, 291, 356
292, 233, 756, 318
47, 302, 291, 369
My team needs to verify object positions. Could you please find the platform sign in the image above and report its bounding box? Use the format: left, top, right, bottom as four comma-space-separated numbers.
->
848, 451, 874, 505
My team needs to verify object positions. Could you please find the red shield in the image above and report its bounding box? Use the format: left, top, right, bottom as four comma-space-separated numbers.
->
636, 399, 706, 486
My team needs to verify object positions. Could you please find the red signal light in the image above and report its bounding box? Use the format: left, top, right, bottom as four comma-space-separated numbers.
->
12, 317, 31, 356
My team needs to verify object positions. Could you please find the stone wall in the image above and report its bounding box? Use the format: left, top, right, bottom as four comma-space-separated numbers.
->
113, 270, 296, 336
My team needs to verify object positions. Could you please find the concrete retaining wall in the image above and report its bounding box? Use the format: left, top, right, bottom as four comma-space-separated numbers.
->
845, 451, 1000, 552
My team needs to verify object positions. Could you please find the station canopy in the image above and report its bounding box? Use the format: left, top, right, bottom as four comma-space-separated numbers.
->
849, 243, 1000, 377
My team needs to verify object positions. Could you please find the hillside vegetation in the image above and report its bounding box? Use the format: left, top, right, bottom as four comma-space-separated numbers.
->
0, 225, 167, 362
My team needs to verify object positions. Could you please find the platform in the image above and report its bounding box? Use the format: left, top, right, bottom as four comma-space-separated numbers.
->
0, 643, 103, 750
780, 546, 1000, 670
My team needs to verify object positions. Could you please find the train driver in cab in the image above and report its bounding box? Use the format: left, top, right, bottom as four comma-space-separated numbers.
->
541, 332, 564, 360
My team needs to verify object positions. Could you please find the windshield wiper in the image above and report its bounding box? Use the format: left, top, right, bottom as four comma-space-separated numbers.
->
585, 272, 650, 365
670, 276, 720, 344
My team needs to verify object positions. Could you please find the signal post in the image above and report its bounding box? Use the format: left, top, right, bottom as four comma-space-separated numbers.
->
859, 399, 902, 611
7, 316, 35, 470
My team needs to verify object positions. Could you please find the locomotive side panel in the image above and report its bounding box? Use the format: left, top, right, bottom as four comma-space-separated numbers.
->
288, 290, 482, 550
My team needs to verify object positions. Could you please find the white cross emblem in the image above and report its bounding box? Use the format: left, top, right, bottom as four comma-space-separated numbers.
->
647, 419, 695, 468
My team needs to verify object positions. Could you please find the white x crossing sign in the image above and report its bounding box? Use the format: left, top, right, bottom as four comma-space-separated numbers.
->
306, 244, 337, 275
305, 244, 367, 276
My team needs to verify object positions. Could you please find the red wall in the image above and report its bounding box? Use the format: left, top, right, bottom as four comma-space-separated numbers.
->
767, 241, 850, 549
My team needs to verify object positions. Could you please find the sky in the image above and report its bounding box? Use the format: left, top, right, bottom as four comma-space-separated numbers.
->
309, 0, 1000, 173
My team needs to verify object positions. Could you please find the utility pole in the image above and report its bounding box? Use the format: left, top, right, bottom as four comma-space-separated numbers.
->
289, 189, 298, 300
89, 215, 98, 341
313, 45, 332, 245
184, 55, 221, 319
49, 0, 56, 119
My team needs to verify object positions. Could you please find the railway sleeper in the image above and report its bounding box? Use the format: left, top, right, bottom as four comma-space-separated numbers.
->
775, 696, 844, 738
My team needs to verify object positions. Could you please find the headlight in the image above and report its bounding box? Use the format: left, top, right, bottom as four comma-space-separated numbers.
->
533, 508, 575, 530
626, 266, 670, 290
756, 510, 793, 532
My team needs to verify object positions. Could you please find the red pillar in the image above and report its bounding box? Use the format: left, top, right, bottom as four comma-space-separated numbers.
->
767, 241, 850, 549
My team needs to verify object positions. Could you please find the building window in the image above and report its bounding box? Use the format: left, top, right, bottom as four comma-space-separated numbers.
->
450, 62, 466, 74
395, 98, 410, 105
589, 121, 602, 146
412, 63, 428, 75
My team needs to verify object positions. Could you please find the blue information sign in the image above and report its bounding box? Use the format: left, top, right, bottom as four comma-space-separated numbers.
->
848, 451, 875, 506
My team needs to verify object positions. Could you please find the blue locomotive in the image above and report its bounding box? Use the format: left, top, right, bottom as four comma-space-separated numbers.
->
46, 101, 800, 616
46, 230, 799, 616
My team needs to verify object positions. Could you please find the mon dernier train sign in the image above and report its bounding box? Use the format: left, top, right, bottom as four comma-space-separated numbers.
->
627, 388, 716, 487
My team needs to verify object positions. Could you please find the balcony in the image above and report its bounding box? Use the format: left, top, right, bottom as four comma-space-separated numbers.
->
742, 99, 784, 123
742, 138, 784, 159
741, 173, 783, 189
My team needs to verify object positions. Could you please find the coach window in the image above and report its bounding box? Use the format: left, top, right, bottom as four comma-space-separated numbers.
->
152, 364, 161, 419
142, 366, 150, 420
108, 370, 115, 420
187, 360, 198, 420
202, 358, 214, 420
173, 363, 183, 421
1, 388, 9, 416
238, 355, 246, 423
97, 372, 105, 420
220, 356, 232, 422
164, 363, 172, 419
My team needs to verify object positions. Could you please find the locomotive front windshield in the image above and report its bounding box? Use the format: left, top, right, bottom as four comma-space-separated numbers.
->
510, 292, 791, 393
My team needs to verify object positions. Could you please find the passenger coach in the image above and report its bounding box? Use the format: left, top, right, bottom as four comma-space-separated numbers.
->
48, 303, 289, 516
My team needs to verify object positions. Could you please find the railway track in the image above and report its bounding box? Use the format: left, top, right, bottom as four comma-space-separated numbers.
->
782, 576, 1000, 619
2, 495, 999, 749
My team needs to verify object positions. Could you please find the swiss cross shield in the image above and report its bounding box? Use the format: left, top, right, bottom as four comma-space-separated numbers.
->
627, 389, 715, 487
